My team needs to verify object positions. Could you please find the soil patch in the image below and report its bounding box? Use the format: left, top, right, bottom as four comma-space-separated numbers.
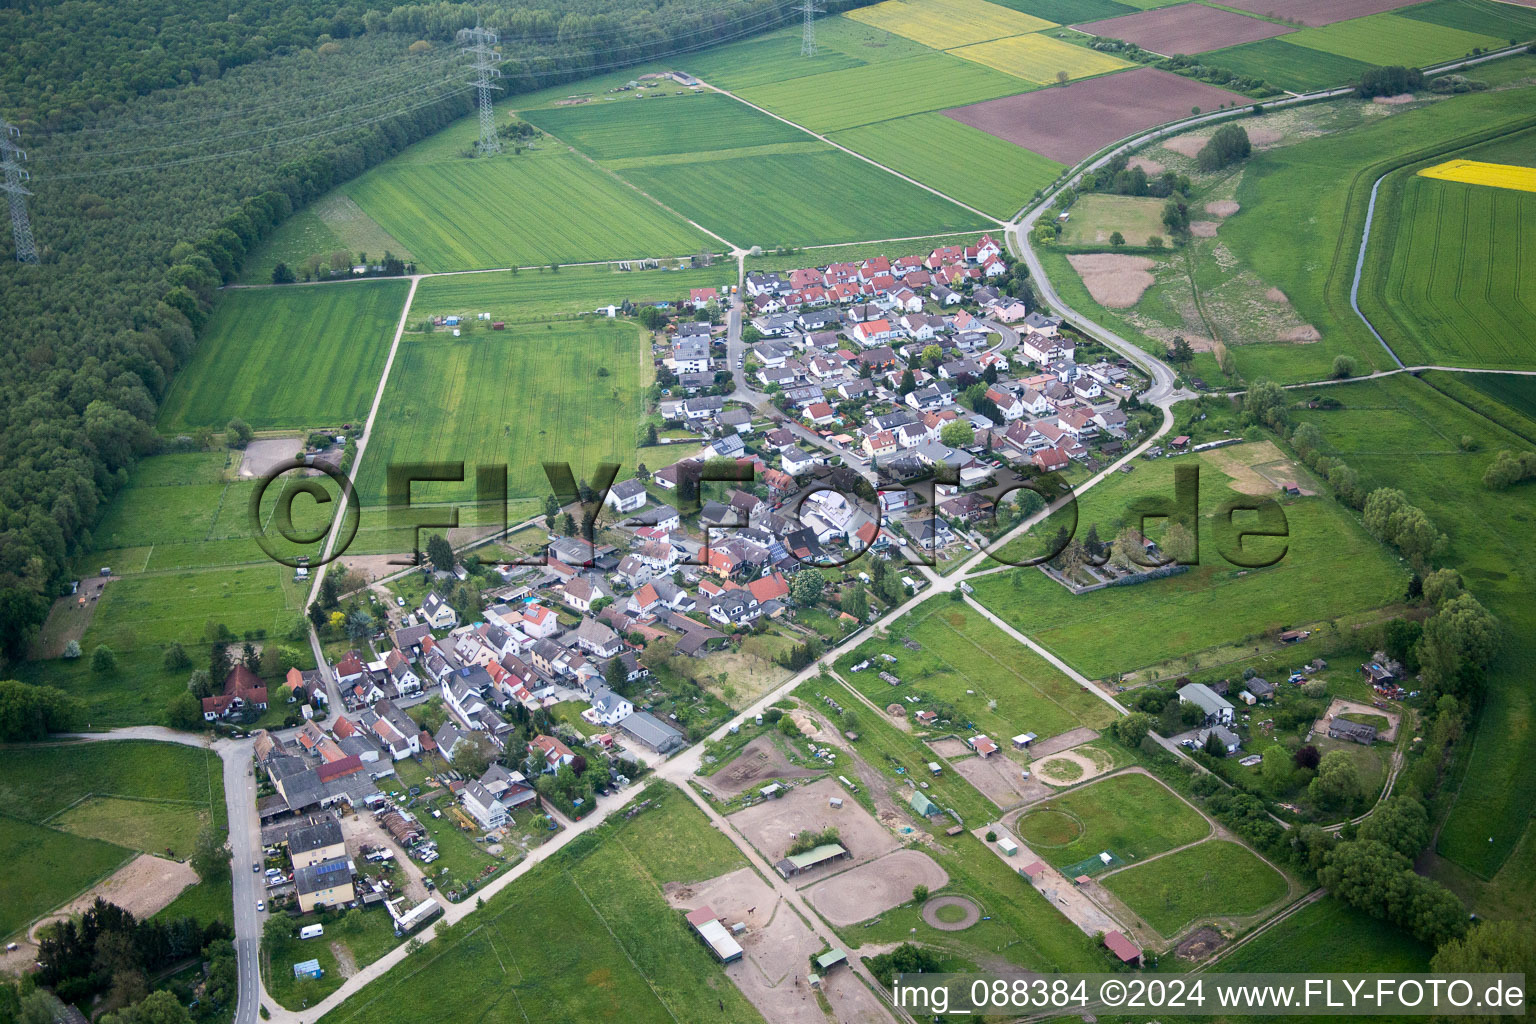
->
1075, 4, 1292, 56
330, 941, 358, 979
1128, 156, 1164, 175
1373, 93, 1417, 105
954, 754, 1037, 809
1028, 727, 1101, 759
1162, 133, 1208, 159
237, 437, 304, 479
805, 849, 949, 926
945, 67, 1246, 166
1264, 287, 1288, 303
1206, 200, 1240, 217
1318, 698, 1401, 742
921, 895, 981, 932
30, 855, 194, 942
727, 776, 896, 871
1189, 220, 1220, 238
710, 735, 824, 798
1176, 925, 1227, 960
927, 737, 971, 758
1066, 253, 1156, 308
1278, 325, 1321, 342
1217, 0, 1419, 26
29, 574, 110, 658
1200, 440, 1294, 497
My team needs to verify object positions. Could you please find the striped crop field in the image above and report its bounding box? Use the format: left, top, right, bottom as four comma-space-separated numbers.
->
736, 51, 1028, 133
1200, 37, 1375, 93
158, 280, 408, 431
681, 18, 933, 91
407, 264, 732, 326
346, 147, 714, 271
1419, 158, 1536, 194
1285, 13, 1501, 68
355, 319, 652, 506
829, 112, 1064, 217
843, 0, 1055, 49
520, 92, 809, 161
948, 32, 1135, 84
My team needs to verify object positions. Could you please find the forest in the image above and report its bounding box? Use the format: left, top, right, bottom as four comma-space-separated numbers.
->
0, 0, 872, 670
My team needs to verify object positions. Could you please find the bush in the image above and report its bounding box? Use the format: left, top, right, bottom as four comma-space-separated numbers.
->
62, 640, 82, 659
1195, 123, 1251, 172
91, 644, 117, 674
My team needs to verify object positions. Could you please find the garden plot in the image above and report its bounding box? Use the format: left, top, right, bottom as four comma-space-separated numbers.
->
728, 776, 898, 873
804, 848, 949, 925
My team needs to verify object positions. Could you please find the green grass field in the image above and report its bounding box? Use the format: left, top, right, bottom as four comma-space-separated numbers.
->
743, 232, 987, 274
1103, 840, 1288, 936
406, 264, 731, 325
354, 319, 651, 506
241, 192, 415, 284
1291, 374, 1536, 880
619, 149, 991, 249
0, 816, 132, 940
830, 112, 1064, 218
323, 784, 760, 1024
346, 147, 715, 271
1202, 38, 1376, 93
159, 281, 407, 431
1212, 896, 1430, 972
835, 598, 1116, 742
53, 796, 212, 858
264, 908, 401, 1010
1286, 13, 1500, 68
1015, 772, 1209, 868
1396, 0, 1536, 41
681, 17, 935, 91
86, 564, 303, 651
843, 0, 1056, 51
974, 448, 1407, 678
1427, 371, 1536, 437
0, 739, 227, 824
520, 91, 809, 161
1360, 126, 1536, 369
737, 51, 1029, 134
1059, 193, 1168, 247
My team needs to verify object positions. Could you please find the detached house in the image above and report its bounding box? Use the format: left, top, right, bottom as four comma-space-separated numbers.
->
420, 592, 457, 630
202, 665, 269, 721
604, 478, 648, 515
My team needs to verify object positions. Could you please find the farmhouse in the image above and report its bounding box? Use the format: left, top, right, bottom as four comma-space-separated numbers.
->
202, 665, 269, 721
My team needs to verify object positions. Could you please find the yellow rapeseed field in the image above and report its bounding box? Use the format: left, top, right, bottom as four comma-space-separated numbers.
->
1418, 159, 1536, 195
949, 32, 1134, 85
843, 0, 1055, 50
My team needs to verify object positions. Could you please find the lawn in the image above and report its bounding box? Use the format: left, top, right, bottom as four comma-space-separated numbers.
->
263, 907, 402, 1010
1014, 771, 1209, 869
1201, 38, 1379, 92
1059, 193, 1169, 247
0, 740, 226, 825
159, 280, 408, 431
1103, 839, 1288, 936
354, 319, 651, 507
835, 598, 1117, 743
1290, 374, 1536, 880
520, 91, 809, 161
948, 32, 1136, 84
0, 816, 132, 940
737, 51, 1029, 134
1359, 126, 1536, 369
829, 112, 1065, 218
1285, 13, 1501, 67
844, 0, 1056, 50
345, 146, 715, 272
84, 563, 304, 651
321, 784, 760, 1024
973, 449, 1408, 679
53, 796, 212, 859
618, 149, 992, 250
1212, 896, 1430, 972
405, 264, 731, 326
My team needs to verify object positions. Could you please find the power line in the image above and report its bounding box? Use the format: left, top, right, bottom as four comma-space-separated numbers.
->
796, 0, 825, 56
1, 120, 37, 264
461, 27, 503, 156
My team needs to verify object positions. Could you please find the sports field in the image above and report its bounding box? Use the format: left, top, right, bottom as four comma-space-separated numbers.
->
407, 264, 731, 325
737, 51, 1027, 133
1200, 38, 1377, 93
520, 92, 810, 161
1285, 14, 1501, 68
159, 280, 407, 431
618, 149, 992, 249
355, 319, 652, 506
829, 112, 1064, 217
1014, 772, 1209, 869
834, 598, 1117, 743
949, 32, 1134, 84
346, 147, 715, 271
844, 0, 1056, 50
1103, 840, 1289, 936
323, 785, 762, 1024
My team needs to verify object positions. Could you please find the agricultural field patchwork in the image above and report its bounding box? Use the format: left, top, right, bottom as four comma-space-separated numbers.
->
406, 263, 731, 325
1200, 37, 1378, 93
1214, 0, 1418, 26
1417, 157, 1536, 194
829, 112, 1065, 217
844, 0, 1056, 49
1284, 14, 1502, 68
681, 17, 935, 91
1074, 2, 1294, 56
158, 280, 407, 431
519, 92, 810, 161
1394, 0, 1536, 40
948, 32, 1135, 85
988, 0, 1139, 20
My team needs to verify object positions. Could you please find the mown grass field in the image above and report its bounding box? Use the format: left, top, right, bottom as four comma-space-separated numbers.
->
54, 797, 212, 858
1201, 38, 1376, 93
1015, 772, 1209, 868
835, 598, 1116, 742
1103, 840, 1288, 936
830, 112, 1064, 218
619, 149, 991, 248
346, 147, 715, 271
1291, 374, 1536, 881
844, 0, 1056, 50
1285, 13, 1500, 67
323, 785, 761, 1024
241, 193, 414, 284
682, 17, 935, 91
520, 92, 810, 161
1360, 126, 1536, 369
1212, 896, 1430, 973
355, 319, 650, 506
159, 280, 407, 431
0, 817, 131, 940
407, 264, 730, 325
949, 31, 1135, 84
743, 231, 986, 274
974, 448, 1407, 678
1059, 193, 1168, 247
737, 51, 1028, 133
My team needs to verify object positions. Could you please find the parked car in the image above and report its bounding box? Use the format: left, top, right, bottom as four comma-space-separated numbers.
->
255, 900, 265, 912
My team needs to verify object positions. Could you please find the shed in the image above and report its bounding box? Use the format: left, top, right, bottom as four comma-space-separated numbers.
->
997, 835, 1019, 856
1011, 732, 1038, 750
685, 906, 744, 963
909, 789, 939, 818
815, 949, 848, 972
1104, 930, 1143, 965
292, 959, 323, 980
1021, 859, 1046, 877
